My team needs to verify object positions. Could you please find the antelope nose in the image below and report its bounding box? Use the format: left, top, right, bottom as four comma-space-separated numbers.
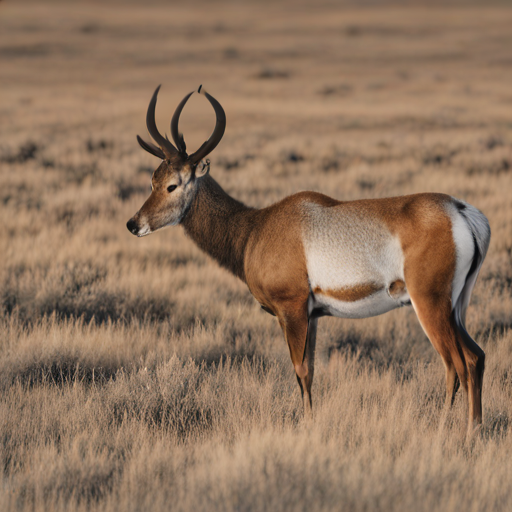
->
126, 218, 138, 235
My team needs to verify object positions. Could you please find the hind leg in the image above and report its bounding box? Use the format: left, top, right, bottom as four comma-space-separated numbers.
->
458, 326, 485, 433
445, 362, 460, 408
410, 294, 468, 397
410, 292, 484, 437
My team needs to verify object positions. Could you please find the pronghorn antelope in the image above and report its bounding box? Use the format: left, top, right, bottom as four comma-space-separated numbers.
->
127, 85, 491, 437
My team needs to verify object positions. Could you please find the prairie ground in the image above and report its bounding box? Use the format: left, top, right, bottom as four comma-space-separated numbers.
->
1, 1, 512, 511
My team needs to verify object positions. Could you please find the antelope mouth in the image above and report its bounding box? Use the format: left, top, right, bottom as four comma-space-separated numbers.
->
136, 226, 152, 237
126, 218, 151, 237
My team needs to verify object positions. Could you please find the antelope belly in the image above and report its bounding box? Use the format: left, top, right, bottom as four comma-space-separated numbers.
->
312, 288, 409, 319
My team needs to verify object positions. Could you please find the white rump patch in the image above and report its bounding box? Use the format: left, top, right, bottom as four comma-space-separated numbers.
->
449, 207, 475, 308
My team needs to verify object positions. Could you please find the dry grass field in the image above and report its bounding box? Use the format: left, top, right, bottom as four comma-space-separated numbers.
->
1, 1, 512, 510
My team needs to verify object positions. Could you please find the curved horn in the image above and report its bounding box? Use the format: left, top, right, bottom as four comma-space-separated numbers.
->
170, 90, 194, 154
136, 135, 166, 159
188, 85, 226, 164
146, 85, 178, 159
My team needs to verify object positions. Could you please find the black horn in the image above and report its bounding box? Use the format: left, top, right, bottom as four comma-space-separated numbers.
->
136, 135, 166, 160
170, 90, 194, 154
188, 85, 226, 164
141, 85, 178, 159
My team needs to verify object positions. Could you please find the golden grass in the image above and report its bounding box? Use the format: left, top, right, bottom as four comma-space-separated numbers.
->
1, 1, 512, 510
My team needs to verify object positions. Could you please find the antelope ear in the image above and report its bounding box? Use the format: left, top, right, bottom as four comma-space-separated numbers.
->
195, 159, 210, 179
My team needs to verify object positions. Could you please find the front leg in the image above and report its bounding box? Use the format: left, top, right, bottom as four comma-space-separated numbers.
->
279, 305, 318, 416
299, 316, 318, 415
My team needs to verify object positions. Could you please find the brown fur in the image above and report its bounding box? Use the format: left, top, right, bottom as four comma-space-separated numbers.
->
243, 194, 311, 375
132, 171, 485, 437
314, 283, 382, 302
182, 175, 256, 281
182, 185, 482, 433
181, 177, 313, 378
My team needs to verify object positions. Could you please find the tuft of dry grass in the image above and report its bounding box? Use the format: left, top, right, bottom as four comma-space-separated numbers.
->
1, 1, 512, 510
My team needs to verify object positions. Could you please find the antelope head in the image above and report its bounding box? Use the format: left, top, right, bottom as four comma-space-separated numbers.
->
126, 85, 225, 237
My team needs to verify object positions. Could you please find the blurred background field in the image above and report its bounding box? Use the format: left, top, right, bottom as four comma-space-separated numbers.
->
1, 1, 511, 510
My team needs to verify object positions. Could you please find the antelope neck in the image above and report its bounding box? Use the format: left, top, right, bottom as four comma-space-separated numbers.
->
181, 175, 256, 282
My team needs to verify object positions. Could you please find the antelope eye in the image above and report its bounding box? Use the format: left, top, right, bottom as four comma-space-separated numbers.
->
167, 185, 177, 193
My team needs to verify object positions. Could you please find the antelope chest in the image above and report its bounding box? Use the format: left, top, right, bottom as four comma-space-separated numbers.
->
302, 204, 409, 319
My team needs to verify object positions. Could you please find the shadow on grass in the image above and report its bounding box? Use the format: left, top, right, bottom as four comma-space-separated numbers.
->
475, 322, 512, 343
5, 357, 121, 390
2, 290, 176, 327
485, 412, 509, 438
326, 327, 436, 385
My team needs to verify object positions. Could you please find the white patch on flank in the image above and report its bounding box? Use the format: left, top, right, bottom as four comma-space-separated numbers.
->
302, 202, 408, 319
448, 203, 475, 309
